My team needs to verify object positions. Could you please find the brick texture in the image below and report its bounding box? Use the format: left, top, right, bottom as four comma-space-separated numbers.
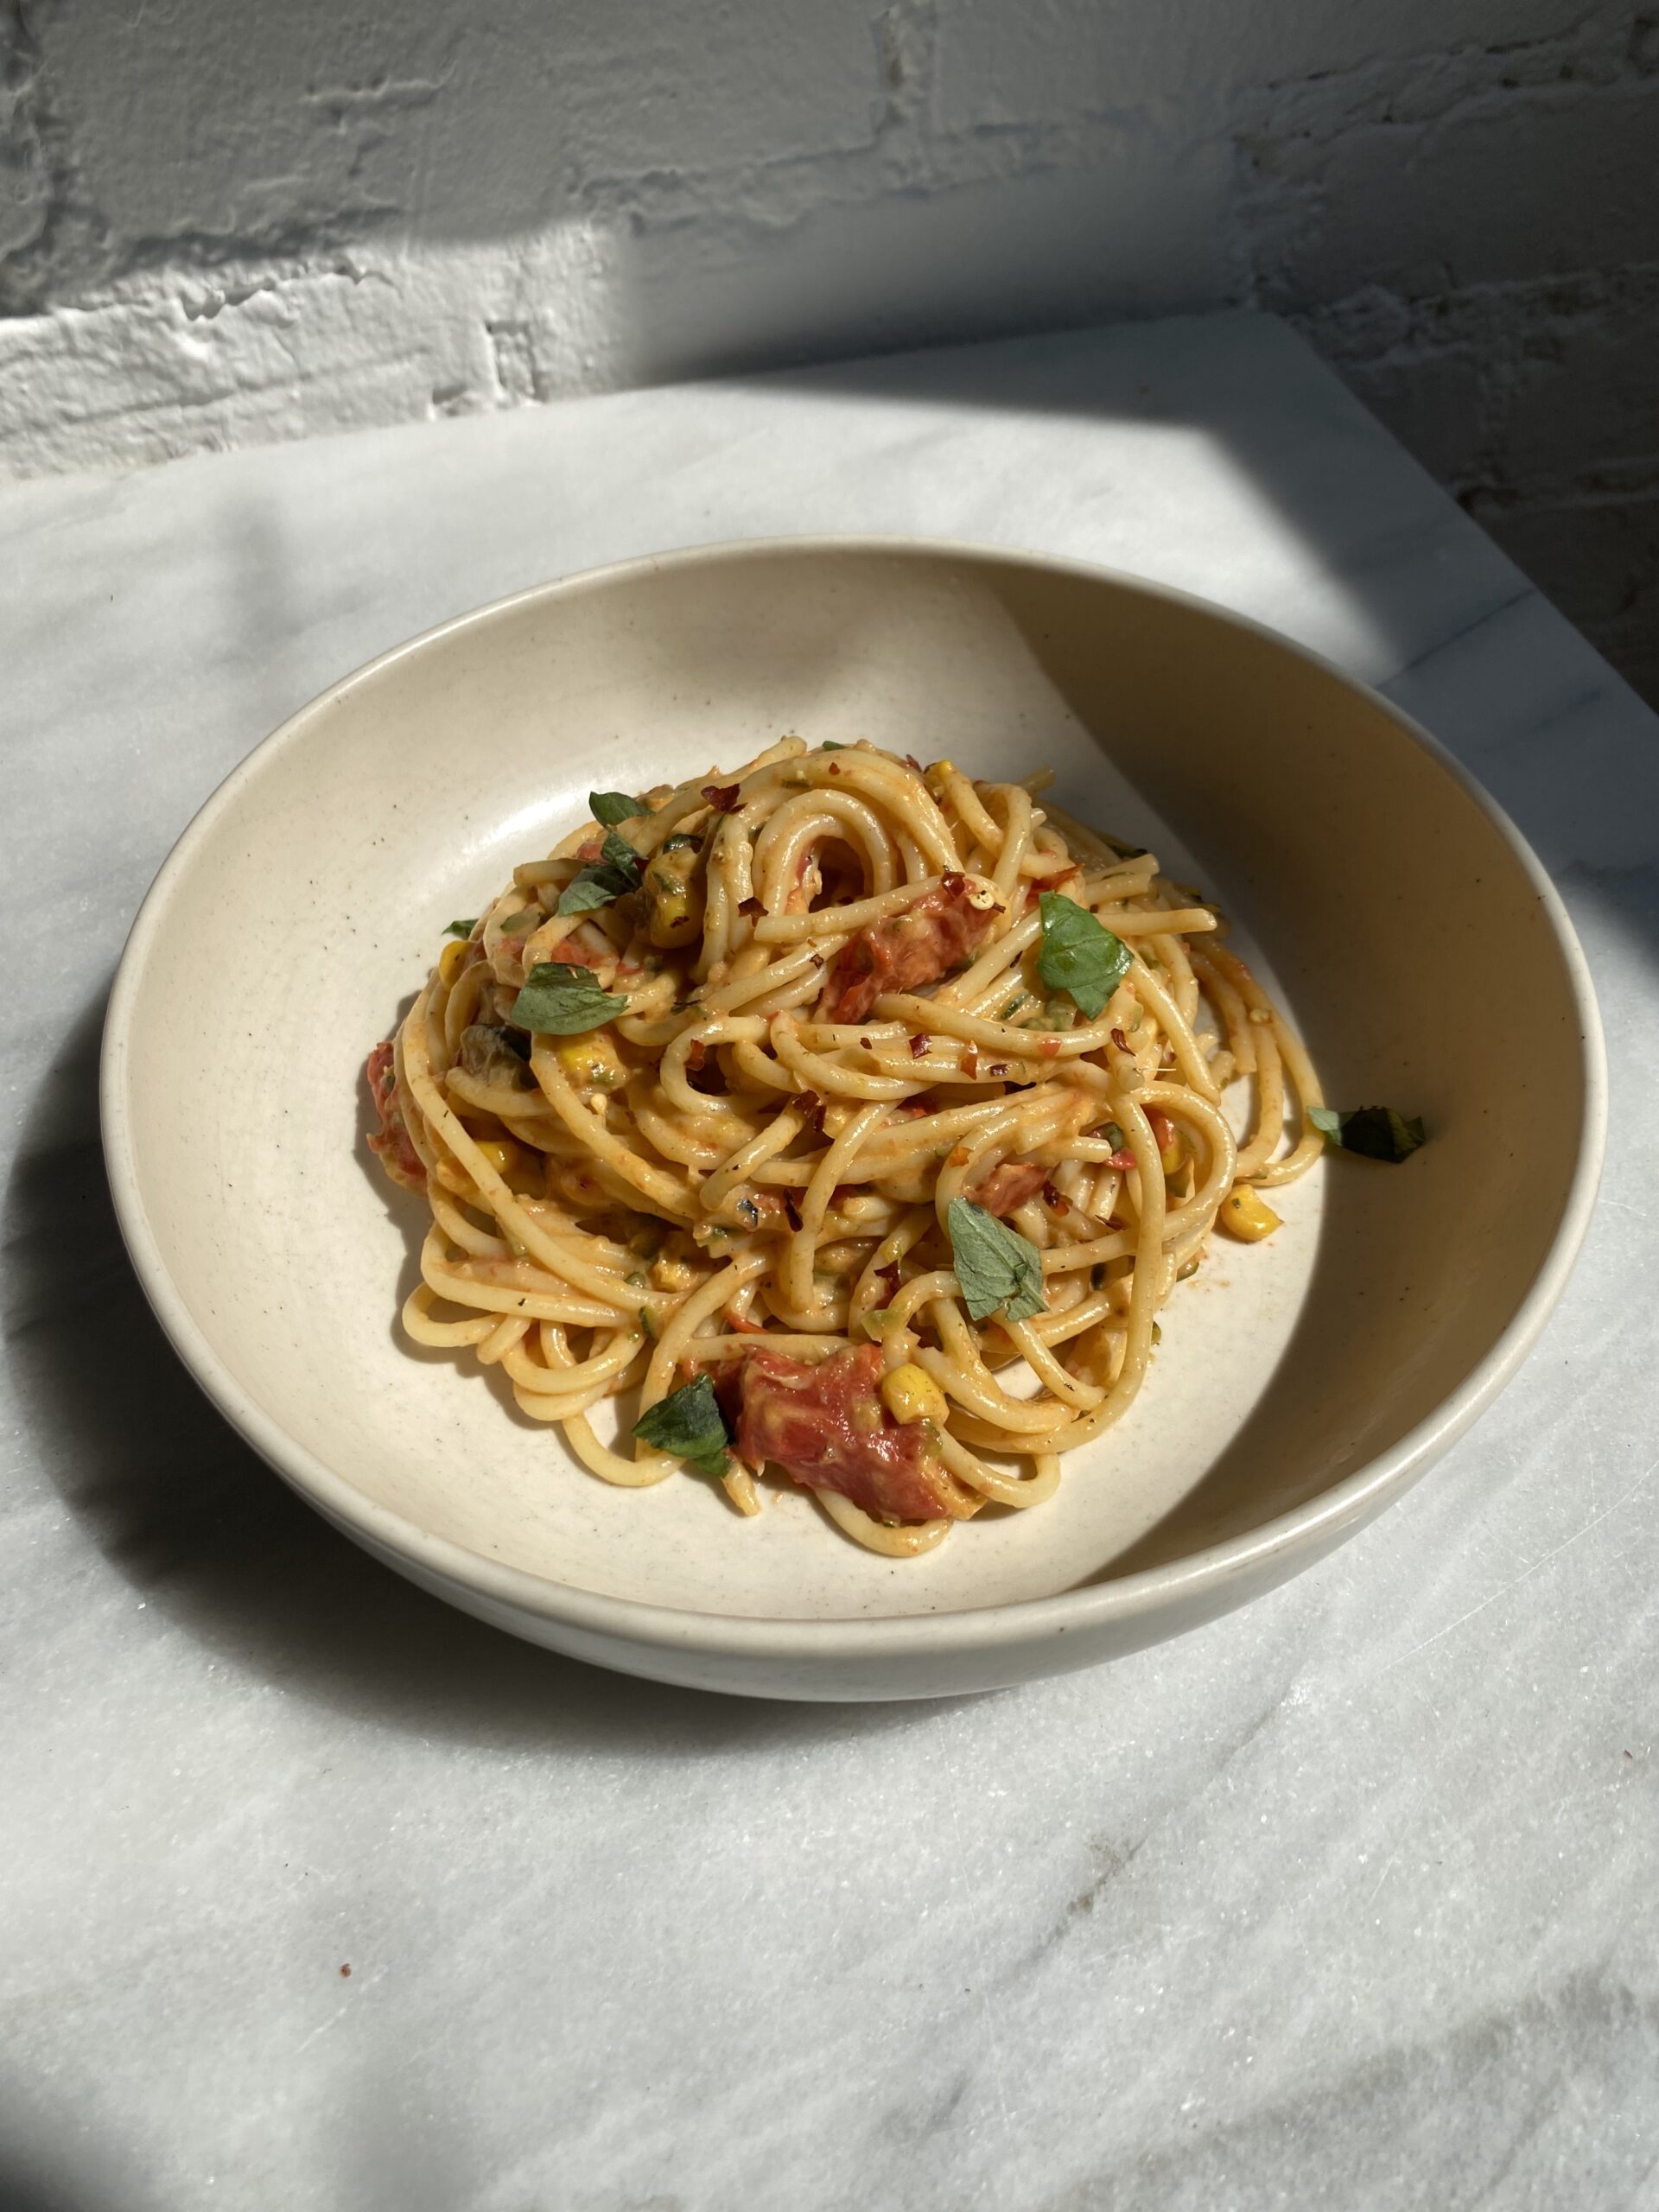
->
1, 0, 1655, 702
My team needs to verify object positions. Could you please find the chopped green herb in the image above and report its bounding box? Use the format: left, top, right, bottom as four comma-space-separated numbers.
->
632, 1373, 730, 1479
820, 741, 847, 751
945, 1198, 1047, 1325
509, 961, 629, 1036
589, 791, 645, 827
1309, 1105, 1427, 1163
1038, 892, 1131, 1020
1103, 1122, 1125, 1153
639, 1307, 657, 1341
861, 1306, 895, 1337
443, 918, 477, 939
500, 907, 540, 935
662, 831, 702, 854
999, 992, 1030, 1020
558, 830, 644, 916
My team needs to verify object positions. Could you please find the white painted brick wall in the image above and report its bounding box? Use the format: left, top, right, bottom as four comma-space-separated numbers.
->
2, 0, 1656, 697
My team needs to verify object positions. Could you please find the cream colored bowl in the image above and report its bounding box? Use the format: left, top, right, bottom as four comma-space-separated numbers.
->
101, 540, 1604, 1700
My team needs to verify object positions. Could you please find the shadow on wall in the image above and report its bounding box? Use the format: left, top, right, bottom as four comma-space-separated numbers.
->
1, 993, 948, 1752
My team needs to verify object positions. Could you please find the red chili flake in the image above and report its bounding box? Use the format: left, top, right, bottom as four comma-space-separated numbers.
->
792, 1090, 826, 1134
340, 1964, 352, 1979
686, 1038, 707, 1073
1110, 1027, 1130, 1052
877, 1262, 902, 1299
988, 1061, 1011, 1077
1024, 882, 1040, 910
859, 1036, 874, 1052
905, 753, 923, 772
909, 1033, 928, 1059
963, 1046, 980, 1079
738, 895, 764, 918
810, 953, 824, 969
702, 783, 741, 813
948, 1144, 971, 1167
1039, 1037, 1060, 1058
827, 761, 841, 776
1042, 1180, 1070, 1214
728, 1307, 767, 1334
783, 1192, 803, 1230
1107, 1214, 1125, 1229
941, 869, 966, 896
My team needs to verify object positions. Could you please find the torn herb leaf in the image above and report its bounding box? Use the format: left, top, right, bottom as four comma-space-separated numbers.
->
946, 1198, 1047, 1325
443, 918, 477, 939
1309, 1105, 1427, 1162
632, 1373, 730, 1479
1037, 893, 1131, 1020
509, 961, 629, 1036
558, 830, 645, 916
589, 791, 645, 828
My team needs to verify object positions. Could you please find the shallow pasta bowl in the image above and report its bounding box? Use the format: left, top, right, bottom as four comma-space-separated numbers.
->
101, 538, 1604, 1700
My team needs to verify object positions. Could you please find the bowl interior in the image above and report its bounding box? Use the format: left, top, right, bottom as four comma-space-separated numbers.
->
109, 544, 1591, 1624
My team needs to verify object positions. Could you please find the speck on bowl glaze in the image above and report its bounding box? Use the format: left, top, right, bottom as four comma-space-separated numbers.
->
100, 539, 1605, 1700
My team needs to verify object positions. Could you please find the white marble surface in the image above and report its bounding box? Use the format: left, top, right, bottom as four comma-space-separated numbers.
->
4, 314, 1658, 2210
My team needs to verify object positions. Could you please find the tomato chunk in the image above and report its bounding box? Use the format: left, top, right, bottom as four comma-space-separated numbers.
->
365, 1040, 426, 1192
971, 1160, 1048, 1217
717, 1343, 972, 1523
819, 874, 1001, 1025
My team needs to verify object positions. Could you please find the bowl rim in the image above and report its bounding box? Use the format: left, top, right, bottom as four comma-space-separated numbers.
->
100, 533, 1608, 1664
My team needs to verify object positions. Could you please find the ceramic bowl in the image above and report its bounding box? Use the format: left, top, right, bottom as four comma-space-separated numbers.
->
101, 540, 1605, 1700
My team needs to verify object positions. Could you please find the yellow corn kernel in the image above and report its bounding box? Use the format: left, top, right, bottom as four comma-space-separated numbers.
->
555, 1031, 626, 1092
470, 1138, 541, 1194
1159, 1128, 1185, 1175
881, 1363, 949, 1427
645, 844, 704, 950
650, 1233, 700, 1293
438, 938, 470, 986
1217, 1185, 1281, 1242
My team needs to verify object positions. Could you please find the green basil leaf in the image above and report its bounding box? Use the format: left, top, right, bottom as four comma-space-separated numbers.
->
946, 1198, 1047, 1325
1309, 1105, 1426, 1163
590, 791, 645, 827
1037, 893, 1131, 1020
819, 741, 846, 751
632, 1373, 730, 1479
558, 830, 645, 916
443, 918, 477, 939
509, 961, 629, 1036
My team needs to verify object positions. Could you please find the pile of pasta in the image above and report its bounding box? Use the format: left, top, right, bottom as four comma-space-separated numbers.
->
370, 736, 1324, 1555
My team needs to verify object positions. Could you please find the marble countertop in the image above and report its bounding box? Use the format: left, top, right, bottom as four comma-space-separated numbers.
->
5, 314, 1658, 2211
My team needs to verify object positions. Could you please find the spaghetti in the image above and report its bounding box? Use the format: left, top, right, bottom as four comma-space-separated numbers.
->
365, 737, 1324, 1556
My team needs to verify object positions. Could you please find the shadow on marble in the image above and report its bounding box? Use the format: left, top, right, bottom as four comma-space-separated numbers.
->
0, 2117, 153, 2212
3, 990, 950, 1753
